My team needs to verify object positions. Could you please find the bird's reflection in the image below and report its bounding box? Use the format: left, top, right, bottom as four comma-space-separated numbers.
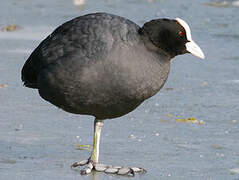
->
91, 171, 99, 180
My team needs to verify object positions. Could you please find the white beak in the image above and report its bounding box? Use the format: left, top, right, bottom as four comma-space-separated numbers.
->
176, 18, 205, 59
186, 40, 205, 59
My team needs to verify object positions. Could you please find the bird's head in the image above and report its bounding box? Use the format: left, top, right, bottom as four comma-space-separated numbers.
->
140, 18, 205, 59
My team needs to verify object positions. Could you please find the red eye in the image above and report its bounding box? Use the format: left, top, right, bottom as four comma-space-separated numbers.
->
178, 31, 183, 37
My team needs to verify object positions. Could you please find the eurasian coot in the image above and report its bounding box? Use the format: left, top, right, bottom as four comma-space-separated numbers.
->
21, 12, 204, 176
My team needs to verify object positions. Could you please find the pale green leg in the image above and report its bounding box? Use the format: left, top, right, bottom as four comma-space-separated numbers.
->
71, 119, 103, 174
91, 119, 103, 164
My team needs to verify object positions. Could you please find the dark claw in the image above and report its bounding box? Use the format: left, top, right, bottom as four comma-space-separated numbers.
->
140, 168, 147, 174
71, 159, 89, 168
80, 169, 87, 175
71, 162, 80, 168
129, 168, 135, 177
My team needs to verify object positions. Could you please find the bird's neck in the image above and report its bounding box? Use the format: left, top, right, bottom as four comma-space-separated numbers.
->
138, 28, 173, 59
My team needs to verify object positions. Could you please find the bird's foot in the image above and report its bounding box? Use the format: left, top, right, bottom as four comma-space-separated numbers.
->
71, 159, 146, 176
71, 158, 94, 175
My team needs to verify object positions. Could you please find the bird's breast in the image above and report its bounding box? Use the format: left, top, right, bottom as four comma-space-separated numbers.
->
87, 44, 171, 103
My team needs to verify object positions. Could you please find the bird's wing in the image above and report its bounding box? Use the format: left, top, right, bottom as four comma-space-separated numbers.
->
21, 13, 140, 88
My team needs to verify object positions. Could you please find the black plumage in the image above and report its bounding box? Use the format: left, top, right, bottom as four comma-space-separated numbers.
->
22, 13, 174, 119
21, 12, 204, 175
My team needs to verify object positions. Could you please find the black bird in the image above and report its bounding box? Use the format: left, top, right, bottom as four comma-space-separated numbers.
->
21, 12, 204, 176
